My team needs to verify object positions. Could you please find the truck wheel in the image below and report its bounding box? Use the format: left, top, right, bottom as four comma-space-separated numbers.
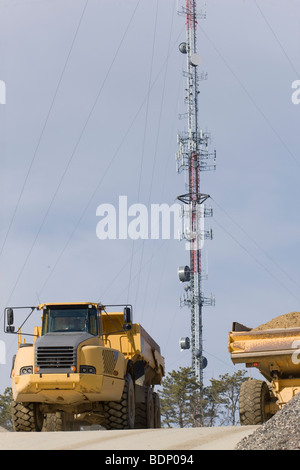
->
42, 412, 78, 431
12, 401, 44, 432
146, 388, 154, 428
153, 392, 161, 428
239, 379, 272, 425
103, 374, 135, 430
42, 412, 65, 432
134, 401, 147, 428
135, 388, 157, 429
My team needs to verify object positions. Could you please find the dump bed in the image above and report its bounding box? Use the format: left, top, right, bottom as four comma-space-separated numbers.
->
229, 322, 300, 381
102, 312, 165, 384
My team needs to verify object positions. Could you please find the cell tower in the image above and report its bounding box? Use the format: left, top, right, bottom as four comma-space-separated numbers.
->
176, 0, 216, 390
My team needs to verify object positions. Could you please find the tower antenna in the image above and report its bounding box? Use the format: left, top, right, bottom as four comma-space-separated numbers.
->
176, 0, 216, 424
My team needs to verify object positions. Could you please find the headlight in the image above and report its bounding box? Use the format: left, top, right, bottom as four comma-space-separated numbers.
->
20, 366, 33, 375
80, 365, 96, 374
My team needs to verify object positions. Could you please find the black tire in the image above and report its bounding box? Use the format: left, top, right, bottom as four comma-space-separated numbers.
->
103, 374, 135, 430
135, 388, 157, 429
239, 379, 272, 426
153, 392, 161, 428
146, 388, 154, 428
42, 412, 79, 431
134, 400, 147, 429
12, 401, 44, 432
42, 412, 65, 432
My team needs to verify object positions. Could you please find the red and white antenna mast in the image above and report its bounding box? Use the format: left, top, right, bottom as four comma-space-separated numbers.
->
176, 0, 216, 399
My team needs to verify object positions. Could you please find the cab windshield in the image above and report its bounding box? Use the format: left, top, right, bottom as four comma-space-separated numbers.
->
42, 306, 98, 336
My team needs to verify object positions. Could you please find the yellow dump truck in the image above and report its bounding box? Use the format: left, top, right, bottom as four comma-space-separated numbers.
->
229, 321, 300, 425
4, 302, 165, 431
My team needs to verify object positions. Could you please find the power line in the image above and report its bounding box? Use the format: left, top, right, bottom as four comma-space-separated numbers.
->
253, 0, 300, 77
4, 0, 142, 306
35, 23, 186, 301
213, 216, 300, 303
140, 72, 183, 325
212, 197, 300, 291
111, 240, 168, 306
134, 0, 176, 319
0, 0, 90, 260
197, 21, 300, 168
128, 0, 159, 305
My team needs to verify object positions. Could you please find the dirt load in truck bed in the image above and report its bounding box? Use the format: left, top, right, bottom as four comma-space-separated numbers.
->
251, 311, 300, 331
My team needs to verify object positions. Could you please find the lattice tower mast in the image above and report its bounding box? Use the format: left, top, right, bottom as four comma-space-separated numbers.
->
176, 0, 215, 387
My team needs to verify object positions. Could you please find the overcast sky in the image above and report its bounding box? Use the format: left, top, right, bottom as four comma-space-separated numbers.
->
0, 0, 300, 392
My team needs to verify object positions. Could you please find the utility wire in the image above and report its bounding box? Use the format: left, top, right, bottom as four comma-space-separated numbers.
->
36, 23, 186, 301
114, 240, 167, 306
4, 0, 142, 307
212, 197, 300, 290
139, 1, 176, 323
254, 0, 300, 77
0, 0, 90, 260
213, 217, 300, 303
203, 349, 237, 372
197, 22, 300, 167
98, 242, 143, 302
128, 0, 159, 305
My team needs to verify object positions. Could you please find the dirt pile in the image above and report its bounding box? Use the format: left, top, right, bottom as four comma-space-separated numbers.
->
252, 311, 300, 331
236, 392, 300, 450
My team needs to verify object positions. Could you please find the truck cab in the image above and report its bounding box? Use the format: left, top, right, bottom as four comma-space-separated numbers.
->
36, 303, 101, 375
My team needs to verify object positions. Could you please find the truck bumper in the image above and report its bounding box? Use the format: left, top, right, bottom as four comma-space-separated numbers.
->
12, 373, 124, 404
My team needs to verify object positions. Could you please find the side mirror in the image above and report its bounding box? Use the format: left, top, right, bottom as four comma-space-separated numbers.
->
123, 307, 132, 324
7, 308, 14, 325
6, 308, 15, 333
123, 306, 132, 330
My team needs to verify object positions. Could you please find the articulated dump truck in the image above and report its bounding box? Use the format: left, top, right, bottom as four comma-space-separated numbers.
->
4, 302, 165, 432
229, 314, 300, 425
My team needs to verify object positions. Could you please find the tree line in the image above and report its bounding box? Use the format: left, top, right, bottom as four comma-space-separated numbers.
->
159, 367, 248, 427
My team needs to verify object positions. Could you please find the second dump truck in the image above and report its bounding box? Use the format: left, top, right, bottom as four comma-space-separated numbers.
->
229, 318, 300, 425
5, 302, 165, 432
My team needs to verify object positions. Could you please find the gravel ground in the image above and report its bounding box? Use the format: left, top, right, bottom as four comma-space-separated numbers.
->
236, 393, 300, 450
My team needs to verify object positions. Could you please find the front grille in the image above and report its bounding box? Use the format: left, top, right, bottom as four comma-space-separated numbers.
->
36, 346, 75, 370
102, 350, 117, 374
